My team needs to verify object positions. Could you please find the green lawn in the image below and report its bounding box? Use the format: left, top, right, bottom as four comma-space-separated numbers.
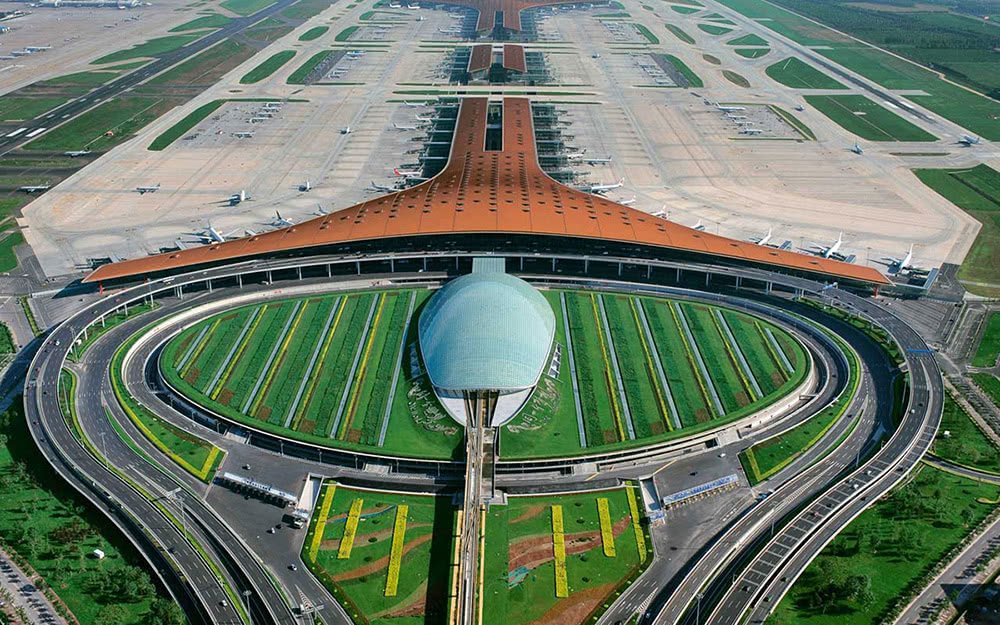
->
765, 57, 845, 89
633, 23, 659, 44
287, 50, 333, 84
654, 53, 703, 88
0, 322, 14, 354
665, 24, 695, 44
25, 97, 173, 152
0, 398, 174, 624
147, 39, 255, 87
92, 34, 202, 64
932, 396, 1000, 474
240, 50, 296, 84
39, 71, 120, 87
770, 465, 1000, 625
0, 97, 73, 121
335, 26, 360, 42
913, 165, 1000, 295
482, 486, 651, 625
735, 48, 770, 59
697, 23, 732, 35
299, 25, 329, 41
671, 5, 699, 14
804, 94, 937, 141
728, 33, 767, 46
972, 312, 1000, 368
721, 70, 750, 87
169, 13, 231, 31
0, 232, 23, 273
302, 483, 455, 625
973, 373, 1000, 411
220, 0, 274, 15
148, 100, 226, 150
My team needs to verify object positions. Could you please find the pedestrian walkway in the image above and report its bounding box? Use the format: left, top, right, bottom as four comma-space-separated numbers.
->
0, 547, 67, 625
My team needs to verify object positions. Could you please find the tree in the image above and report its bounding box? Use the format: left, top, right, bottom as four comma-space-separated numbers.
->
94, 604, 128, 625
147, 598, 186, 625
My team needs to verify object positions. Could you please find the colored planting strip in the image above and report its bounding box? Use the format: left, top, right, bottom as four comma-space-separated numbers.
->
175, 323, 210, 372
340, 294, 388, 437
207, 306, 264, 399
625, 486, 646, 563
634, 298, 681, 430
211, 305, 268, 400
283, 298, 343, 428
385, 504, 408, 597
290, 298, 348, 431
630, 297, 676, 432
714, 309, 762, 400
763, 325, 794, 374
551, 505, 569, 598
242, 300, 302, 413
596, 294, 635, 440
252, 300, 311, 417
378, 291, 417, 446
708, 309, 756, 401
338, 498, 364, 559
672, 302, 724, 416
560, 292, 588, 448
308, 484, 337, 562
179, 318, 220, 379
330, 296, 379, 438
597, 498, 616, 557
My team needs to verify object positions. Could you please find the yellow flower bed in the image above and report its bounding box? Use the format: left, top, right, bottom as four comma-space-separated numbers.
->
385, 504, 409, 597
250, 301, 309, 416
597, 498, 616, 557
307, 484, 337, 562
626, 486, 646, 563
211, 305, 267, 400
551, 505, 569, 597
338, 498, 364, 559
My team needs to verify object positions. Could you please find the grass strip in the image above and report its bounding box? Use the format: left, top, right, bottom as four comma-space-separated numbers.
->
250, 301, 308, 415
211, 305, 267, 399
335, 26, 359, 41
973, 312, 1000, 367
179, 318, 220, 378
287, 50, 333, 84
299, 26, 328, 41
148, 99, 225, 151
18, 297, 40, 336
665, 23, 695, 44
671, 302, 722, 417
338, 498, 363, 559
592, 294, 627, 441
289, 298, 345, 429
713, 309, 760, 400
339, 294, 386, 436
768, 104, 815, 140
551, 505, 569, 597
207, 306, 263, 397
240, 50, 296, 84
384, 504, 408, 597
629, 298, 674, 431
597, 498, 616, 557
626, 486, 646, 563
307, 483, 336, 562
633, 23, 659, 44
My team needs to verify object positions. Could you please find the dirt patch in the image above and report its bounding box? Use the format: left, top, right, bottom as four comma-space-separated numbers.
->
256, 405, 271, 421
184, 368, 200, 385
333, 533, 433, 581
523, 583, 616, 625
694, 407, 709, 423
346, 428, 362, 443
510, 504, 546, 525
217, 388, 234, 406
372, 580, 428, 619
509, 517, 631, 572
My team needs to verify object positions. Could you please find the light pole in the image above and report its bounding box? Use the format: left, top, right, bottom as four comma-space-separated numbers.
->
241, 590, 252, 618
696, 592, 704, 625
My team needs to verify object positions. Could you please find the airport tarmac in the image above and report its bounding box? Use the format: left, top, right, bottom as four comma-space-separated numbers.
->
16, 0, 999, 277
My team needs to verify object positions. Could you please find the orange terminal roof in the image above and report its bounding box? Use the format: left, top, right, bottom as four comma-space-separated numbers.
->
468, 44, 492, 74
442, 0, 583, 32
84, 97, 890, 285
502, 44, 527, 73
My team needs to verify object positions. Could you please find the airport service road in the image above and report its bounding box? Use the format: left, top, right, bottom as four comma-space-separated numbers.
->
0, 0, 300, 157
0, 547, 67, 625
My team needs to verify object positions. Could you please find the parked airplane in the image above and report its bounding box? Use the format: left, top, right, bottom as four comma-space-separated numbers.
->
584, 155, 613, 165
63, 150, 91, 157
191, 222, 239, 244
368, 180, 395, 193
270, 211, 294, 228
725, 114, 747, 120
406, 3, 419, 8
393, 167, 422, 177
565, 149, 588, 160
314, 205, 330, 216
740, 128, 764, 135
692, 220, 706, 232
578, 178, 624, 194
415, 115, 435, 122
136, 183, 160, 194
299, 181, 312, 192
794, 104, 805, 112
959, 135, 981, 146
228, 189, 247, 206
715, 103, 746, 112
617, 195, 636, 206
340, 126, 352, 134
393, 122, 418, 131
812, 232, 846, 259
751, 227, 773, 246
403, 101, 428, 107
18, 184, 50, 193
881, 244, 928, 274
851, 142, 864, 155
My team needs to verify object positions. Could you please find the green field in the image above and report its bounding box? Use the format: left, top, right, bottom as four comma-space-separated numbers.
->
220, 0, 274, 15
973, 374, 1000, 411
0, 232, 23, 273
148, 39, 255, 87
633, 23, 659, 44
771, 464, 1000, 625
932, 396, 1000, 474
715, 0, 1000, 139
336, 26, 360, 42
665, 23, 695, 44
722, 70, 750, 87
0, 97, 74, 121
803, 94, 937, 142
972, 312, 1000, 368
240, 50, 296, 84
162, 289, 808, 461
697, 23, 732, 35
0, 398, 175, 624
92, 34, 202, 65
734, 48, 769, 59
169, 13, 231, 31
727, 33, 767, 46
913, 165, 1000, 294
299, 25, 329, 41
302, 483, 454, 625
765, 57, 845, 89
482, 485, 651, 625
653, 54, 703, 88
25, 97, 173, 152
148, 100, 226, 150
288, 50, 333, 84
670, 5, 698, 14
